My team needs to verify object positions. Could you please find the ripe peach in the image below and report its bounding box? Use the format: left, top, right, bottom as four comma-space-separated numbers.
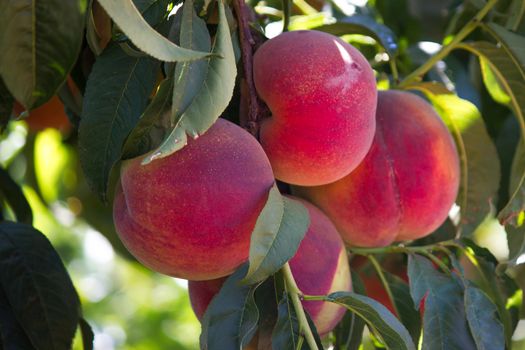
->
253, 30, 377, 186
189, 198, 352, 337
113, 119, 274, 280
295, 90, 460, 247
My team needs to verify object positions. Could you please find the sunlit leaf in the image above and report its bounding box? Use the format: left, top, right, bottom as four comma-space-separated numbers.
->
97, 0, 211, 62
0, 0, 86, 108
242, 185, 309, 285
479, 58, 511, 104
143, 0, 237, 163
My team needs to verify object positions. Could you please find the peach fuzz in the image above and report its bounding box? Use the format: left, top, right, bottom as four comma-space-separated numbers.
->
113, 118, 275, 280
253, 30, 377, 186
189, 198, 352, 337
295, 90, 460, 247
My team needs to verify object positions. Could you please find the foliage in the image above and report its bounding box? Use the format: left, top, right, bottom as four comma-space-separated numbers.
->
1, 0, 525, 349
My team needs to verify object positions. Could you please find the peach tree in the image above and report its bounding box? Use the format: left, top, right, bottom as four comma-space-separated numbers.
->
0, 0, 524, 349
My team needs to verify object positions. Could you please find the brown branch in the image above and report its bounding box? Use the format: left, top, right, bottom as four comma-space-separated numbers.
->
232, 0, 265, 137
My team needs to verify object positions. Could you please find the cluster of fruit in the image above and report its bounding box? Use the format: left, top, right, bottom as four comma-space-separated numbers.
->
113, 30, 460, 338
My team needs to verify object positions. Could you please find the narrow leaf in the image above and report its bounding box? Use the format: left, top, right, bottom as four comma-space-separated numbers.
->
143, 0, 237, 163
200, 265, 260, 350
334, 273, 366, 350
271, 293, 322, 350
456, 38, 525, 225
479, 58, 511, 104
464, 284, 505, 350
79, 318, 94, 350
313, 14, 398, 56
0, 222, 81, 350
0, 0, 86, 108
97, 0, 211, 62
409, 85, 500, 235
242, 186, 310, 285
384, 272, 421, 344
324, 292, 415, 350
506, 222, 525, 263
79, 42, 159, 200
408, 254, 476, 350
0, 167, 32, 224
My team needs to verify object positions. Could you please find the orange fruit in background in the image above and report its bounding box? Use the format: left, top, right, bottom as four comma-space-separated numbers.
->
13, 95, 72, 133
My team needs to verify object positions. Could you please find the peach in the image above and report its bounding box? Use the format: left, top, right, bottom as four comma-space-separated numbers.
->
113, 119, 274, 280
253, 30, 377, 186
189, 198, 352, 337
295, 90, 460, 247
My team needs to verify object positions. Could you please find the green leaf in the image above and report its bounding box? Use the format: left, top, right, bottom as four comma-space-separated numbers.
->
97, 0, 211, 62
324, 292, 415, 350
333, 273, 366, 350
271, 293, 323, 350
479, 58, 511, 105
79, 42, 159, 201
0, 0, 86, 108
0, 222, 81, 350
384, 272, 421, 344
0, 167, 32, 225
122, 0, 211, 160
313, 14, 398, 56
200, 265, 260, 350
142, 0, 236, 163
464, 284, 505, 350
457, 36, 525, 226
460, 238, 517, 345
0, 287, 35, 350
79, 318, 94, 350
506, 222, 525, 263
0, 78, 13, 132
242, 186, 310, 285
407, 254, 476, 350
409, 86, 500, 235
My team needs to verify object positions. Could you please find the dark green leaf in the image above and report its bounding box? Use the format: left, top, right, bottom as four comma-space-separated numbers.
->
79, 318, 94, 350
461, 238, 517, 345
457, 39, 525, 226
0, 222, 80, 350
0, 167, 32, 225
271, 293, 322, 350
242, 186, 309, 285
506, 223, 525, 263
324, 292, 415, 350
142, 0, 237, 163
0, 0, 86, 108
313, 14, 398, 56
407, 254, 476, 350
384, 272, 421, 344
200, 265, 260, 350
0, 287, 35, 350
0, 78, 13, 132
334, 273, 366, 350
409, 86, 500, 235
97, 0, 210, 62
79, 42, 159, 201
464, 284, 505, 350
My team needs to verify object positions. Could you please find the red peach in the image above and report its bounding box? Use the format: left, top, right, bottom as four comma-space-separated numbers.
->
113, 119, 275, 280
253, 30, 377, 186
189, 198, 352, 337
295, 90, 460, 247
